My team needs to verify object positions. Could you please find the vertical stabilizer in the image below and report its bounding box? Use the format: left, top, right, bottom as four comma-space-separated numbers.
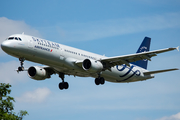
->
131, 37, 151, 69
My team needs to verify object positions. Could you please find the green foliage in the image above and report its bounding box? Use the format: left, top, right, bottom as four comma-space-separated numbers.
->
0, 83, 28, 120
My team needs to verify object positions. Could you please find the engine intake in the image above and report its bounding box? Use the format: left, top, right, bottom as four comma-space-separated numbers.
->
82, 59, 103, 73
28, 66, 49, 80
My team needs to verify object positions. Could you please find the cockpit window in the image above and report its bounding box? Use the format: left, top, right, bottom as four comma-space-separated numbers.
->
8, 37, 14, 40
7, 37, 22, 41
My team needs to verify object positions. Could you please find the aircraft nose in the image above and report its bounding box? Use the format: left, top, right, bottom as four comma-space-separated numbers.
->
1, 41, 13, 52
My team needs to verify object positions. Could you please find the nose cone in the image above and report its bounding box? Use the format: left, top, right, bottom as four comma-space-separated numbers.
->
1, 41, 14, 53
1, 41, 8, 51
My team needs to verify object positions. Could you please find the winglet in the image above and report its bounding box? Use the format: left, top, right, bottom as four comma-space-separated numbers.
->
176, 46, 179, 51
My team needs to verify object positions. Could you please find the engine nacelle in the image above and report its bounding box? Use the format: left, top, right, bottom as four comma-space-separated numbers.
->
28, 66, 49, 80
82, 59, 103, 73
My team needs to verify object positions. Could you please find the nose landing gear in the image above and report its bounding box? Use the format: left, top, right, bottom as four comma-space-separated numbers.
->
18, 58, 25, 72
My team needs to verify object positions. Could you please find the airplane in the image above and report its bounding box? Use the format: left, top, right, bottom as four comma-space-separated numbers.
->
1, 33, 179, 90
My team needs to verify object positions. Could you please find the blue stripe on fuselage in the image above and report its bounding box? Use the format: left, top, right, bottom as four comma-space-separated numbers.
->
116, 65, 141, 82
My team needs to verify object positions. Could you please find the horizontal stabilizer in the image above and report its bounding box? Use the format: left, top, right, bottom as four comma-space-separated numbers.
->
144, 68, 179, 75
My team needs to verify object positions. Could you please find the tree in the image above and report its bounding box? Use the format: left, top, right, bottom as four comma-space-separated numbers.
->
0, 83, 28, 120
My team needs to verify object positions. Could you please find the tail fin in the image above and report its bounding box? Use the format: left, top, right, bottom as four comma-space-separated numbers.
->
131, 37, 151, 69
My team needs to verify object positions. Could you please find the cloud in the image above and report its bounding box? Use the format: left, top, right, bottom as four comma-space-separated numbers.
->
0, 17, 41, 55
42, 12, 180, 42
0, 61, 28, 84
157, 112, 180, 120
16, 87, 51, 103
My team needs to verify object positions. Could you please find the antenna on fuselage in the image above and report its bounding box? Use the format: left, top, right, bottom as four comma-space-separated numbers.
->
22, 32, 24, 35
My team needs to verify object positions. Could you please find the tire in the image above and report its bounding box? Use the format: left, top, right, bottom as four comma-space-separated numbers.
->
64, 82, 69, 89
100, 77, 105, 85
95, 78, 100, 85
59, 83, 64, 90
18, 67, 22, 71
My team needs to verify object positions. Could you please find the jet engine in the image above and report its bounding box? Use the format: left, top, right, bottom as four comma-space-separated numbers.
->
28, 66, 50, 80
82, 59, 103, 73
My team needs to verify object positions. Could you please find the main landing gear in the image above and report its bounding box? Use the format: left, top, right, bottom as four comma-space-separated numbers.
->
58, 73, 69, 90
95, 77, 105, 85
18, 58, 25, 72
58, 73, 105, 90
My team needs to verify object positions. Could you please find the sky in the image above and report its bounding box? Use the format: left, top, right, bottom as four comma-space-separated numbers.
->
0, 0, 180, 120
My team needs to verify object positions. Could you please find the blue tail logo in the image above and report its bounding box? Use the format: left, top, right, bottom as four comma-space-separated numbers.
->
131, 37, 151, 69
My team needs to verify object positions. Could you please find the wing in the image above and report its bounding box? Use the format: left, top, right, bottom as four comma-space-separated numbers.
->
100, 47, 179, 68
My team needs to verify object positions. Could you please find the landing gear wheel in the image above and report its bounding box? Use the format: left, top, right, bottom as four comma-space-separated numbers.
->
59, 82, 69, 90
18, 66, 24, 71
59, 83, 64, 90
95, 78, 100, 85
64, 82, 69, 89
100, 77, 105, 85
95, 77, 105, 85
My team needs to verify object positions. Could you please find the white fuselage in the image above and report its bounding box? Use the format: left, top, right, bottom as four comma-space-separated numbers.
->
1, 34, 154, 83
